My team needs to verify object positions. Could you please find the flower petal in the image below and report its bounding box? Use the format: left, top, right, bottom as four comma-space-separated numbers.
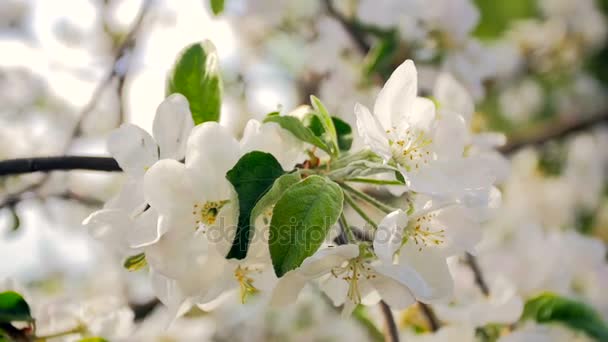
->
434, 73, 474, 123
186, 122, 240, 182
240, 120, 306, 171
107, 124, 158, 177
298, 244, 359, 278
271, 272, 308, 307
144, 159, 195, 217
374, 210, 408, 263
374, 59, 417, 128
355, 103, 391, 160
397, 243, 453, 302
153, 94, 195, 160
127, 207, 163, 248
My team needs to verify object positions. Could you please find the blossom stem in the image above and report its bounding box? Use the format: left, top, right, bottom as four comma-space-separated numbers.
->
379, 301, 400, 342
340, 182, 395, 214
343, 192, 378, 230
35, 324, 86, 341
345, 178, 404, 186
339, 212, 357, 243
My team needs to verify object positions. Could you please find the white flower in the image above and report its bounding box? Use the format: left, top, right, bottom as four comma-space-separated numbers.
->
143, 120, 305, 310
272, 244, 427, 316
372, 209, 477, 303
84, 94, 194, 252
355, 60, 494, 197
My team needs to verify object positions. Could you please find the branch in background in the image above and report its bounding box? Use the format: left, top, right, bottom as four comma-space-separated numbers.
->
418, 302, 440, 332
465, 252, 490, 296
0, 157, 120, 177
322, 0, 371, 54
0, 1, 151, 210
73, 0, 150, 138
131, 298, 161, 321
500, 112, 608, 154
379, 301, 400, 342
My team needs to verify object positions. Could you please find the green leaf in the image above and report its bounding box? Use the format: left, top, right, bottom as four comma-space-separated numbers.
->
473, 0, 537, 40
123, 253, 147, 271
226, 151, 285, 260
269, 175, 344, 277
310, 96, 339, 155
0, 292, 32, 323
304, 115, 353, 152
250, 172, 301, 229
78, 338, 109, 342
264, 115, 331, 154
210, 0, 224, 15
521, 293, 608, 341
332, 117, 353, 152
166, 41, 222, 125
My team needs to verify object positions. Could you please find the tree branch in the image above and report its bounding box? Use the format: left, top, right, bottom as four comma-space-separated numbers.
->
500, 112, 608, 154
322, 0, 371, 54
418, 302, 440, 332
465, 253, 489, 296
0, 156, 120, 176
379, 301, 400, 342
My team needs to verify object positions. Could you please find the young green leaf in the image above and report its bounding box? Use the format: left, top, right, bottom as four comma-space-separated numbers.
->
166, 41, 222, 125
304, 115, 353, 152
264, 115, 331, 154
269, 175, 344, 277
210, 0, 224, 15
226, 151, 285, 260
250, 172, 301, 229
0, 291, 32, 323
522, 293, 608, 341
310, 96, 339, 155
123, 253, 147, 272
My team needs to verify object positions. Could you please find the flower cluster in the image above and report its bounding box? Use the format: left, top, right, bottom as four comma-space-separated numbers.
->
83, 59, 504, 322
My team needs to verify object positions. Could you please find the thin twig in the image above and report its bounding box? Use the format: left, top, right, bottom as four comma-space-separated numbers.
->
418, 302, 440, 332
0, 156, 121, 176
465, 252, 490, 296
379, 301, 400, 342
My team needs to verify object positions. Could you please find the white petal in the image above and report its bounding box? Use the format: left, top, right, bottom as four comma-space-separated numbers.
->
404, 97, 436, 133
186, 122, 240, 182
83, 209, 131, 254
434, 205, 481, 254
240, 119, 306, 170
271, 272, 308, 307
127, 208, 162, 248
143, 159, 195, 217
398, 244, 453, 302
374, 210, 408, 263
153, 94, 195, 160
149, 269, 191, 322
406, 158, 494, 198
374, 59, 417, 128
298, 244, 359, 278
434, 73, 474, 123
432, 112, 467, 160
355, 103, 391, 160
104, 179, 145, 214
107, 124, 158, 177
372, 263, 424, 309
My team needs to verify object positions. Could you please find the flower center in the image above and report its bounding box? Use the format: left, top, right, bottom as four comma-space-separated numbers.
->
388, 127, 433, 172
403, 213, 445, 251
234, 265, 259, 303
192, 200, 229, 230
331, 258, 376, 304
